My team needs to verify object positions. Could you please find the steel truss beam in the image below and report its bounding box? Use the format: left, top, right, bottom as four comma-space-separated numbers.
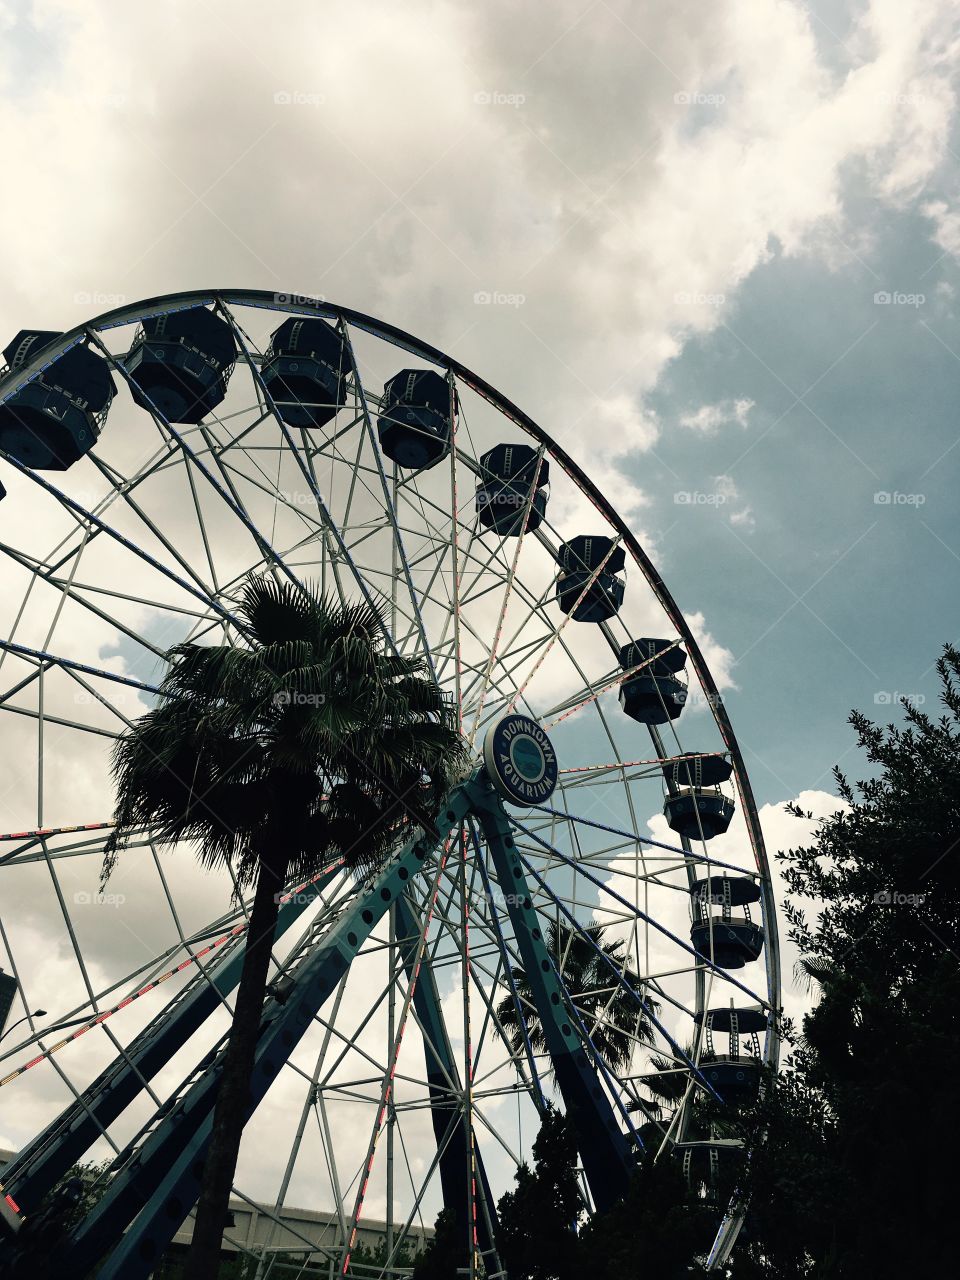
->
0, 867, 343, 1218
466, 777, 636, 1212
394, 893, 500, 1270
51, 788, 475, 1279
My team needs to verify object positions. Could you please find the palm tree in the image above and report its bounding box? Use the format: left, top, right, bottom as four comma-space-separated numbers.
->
101, 576, 465, 1280
633, 1046, 694, 1113
496, 919, 659, 1076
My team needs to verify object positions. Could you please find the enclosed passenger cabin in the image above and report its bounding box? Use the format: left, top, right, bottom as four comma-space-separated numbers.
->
690, 875, 764, 969
695, 1005, 765, 1105
664, 791, 734, 841
662, 754, 734, 841
618, 638, 687, 725
122, 306, 237, 424
0, 331, 116, 470
377, 369, 452, 470
260, 317, 347, 428
475, 443, 549, 535
681, 1122, 742, 1198
663, 754, 735, 840
555, 536, 626, 623
663, 752, 732, 790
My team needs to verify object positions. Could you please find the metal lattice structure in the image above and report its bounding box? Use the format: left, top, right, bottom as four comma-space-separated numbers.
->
0, 293, 780, 1278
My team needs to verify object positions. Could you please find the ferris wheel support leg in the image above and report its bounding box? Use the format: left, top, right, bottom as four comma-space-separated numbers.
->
466, 779, 636, 1213
394, 893, 500, 1269
0, 865, 343, 1223
49, 792, 475, 1280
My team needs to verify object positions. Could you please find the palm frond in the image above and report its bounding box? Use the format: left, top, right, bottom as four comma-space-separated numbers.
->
103, 575, 464, 888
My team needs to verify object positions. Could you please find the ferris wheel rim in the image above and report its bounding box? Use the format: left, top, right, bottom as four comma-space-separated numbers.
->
0, 286, 780, 886
0, 289, 781, 1271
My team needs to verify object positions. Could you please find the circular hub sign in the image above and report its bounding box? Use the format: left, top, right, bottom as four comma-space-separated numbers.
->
483, 714, 558, 806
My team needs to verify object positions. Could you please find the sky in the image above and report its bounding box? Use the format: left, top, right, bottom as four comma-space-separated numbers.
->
0, 0, 955, 798
0, 0, 958, 1245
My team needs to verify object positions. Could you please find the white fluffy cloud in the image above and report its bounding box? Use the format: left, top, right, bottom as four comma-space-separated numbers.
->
713, 473, 757, 532
923, 198, 960, 259
679, 398, 755, 433
0, 0, 955, 509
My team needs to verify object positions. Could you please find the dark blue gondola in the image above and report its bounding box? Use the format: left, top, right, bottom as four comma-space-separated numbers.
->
260, 317, 347, 428
698, 1058, 761, 1105
690, 875, 764, 969
377, 369, 452, 470
663, 753, 732, 790
618, 638, 687, 724
0, 331, 116, 470
664, 777, 735, 840
637, 1117, 739, 1194
555, 536, 626, 623
122, 306, 237, 424
695, 1005, 767, 1036
476, 443, 549, 535
682, 1125, 740, 1194
695, 1005, 765, 1105
691, 916, 764, 969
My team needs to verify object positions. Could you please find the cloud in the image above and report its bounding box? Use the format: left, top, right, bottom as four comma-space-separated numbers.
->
679, 398, 754, 433
922, 198, 960, 260
714, 473, 756, 532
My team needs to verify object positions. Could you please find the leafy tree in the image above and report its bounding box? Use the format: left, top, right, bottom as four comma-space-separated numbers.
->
580, 1154, 714, 1279
733, 646, 960, 1277
349, 1233, 421, 1272
633, 1041, 697, 1122
101, 577, 465, 1280
496, 920, 658, 1075
496, 1106, 584, 1280
5, 1159, 111, 1279
410, 1208, 462, 1280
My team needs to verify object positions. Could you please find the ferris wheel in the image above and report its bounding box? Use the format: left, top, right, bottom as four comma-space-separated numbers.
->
0, 292, 780, 1278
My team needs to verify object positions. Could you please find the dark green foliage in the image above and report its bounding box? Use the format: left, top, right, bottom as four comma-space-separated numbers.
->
410, 1208, 462, 1280
4, 1159, 112, 1279
580, 1154, 714, 1279
102, 575, 466, 885
489, 1106, 714, 1280
349, 1233, 421, 1271
495, 1107, 584, 1280
732, 645, 960, 1278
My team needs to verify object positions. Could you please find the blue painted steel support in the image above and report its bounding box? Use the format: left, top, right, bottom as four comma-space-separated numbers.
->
56, 789, 474, 1280
481, 827, 653, 1150
510, 836, 724, 1105
0, 639, 162, 698
466, 817, 547, 1112
394, 894, 499, 1265
0, 866, 342, 1221
465, 776, 636, 1212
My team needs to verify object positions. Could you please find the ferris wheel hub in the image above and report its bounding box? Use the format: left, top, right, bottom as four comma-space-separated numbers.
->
483, 714, 558, 806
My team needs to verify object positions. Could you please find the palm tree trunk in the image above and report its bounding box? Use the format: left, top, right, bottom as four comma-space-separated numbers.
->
183, 847, 289, 1280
